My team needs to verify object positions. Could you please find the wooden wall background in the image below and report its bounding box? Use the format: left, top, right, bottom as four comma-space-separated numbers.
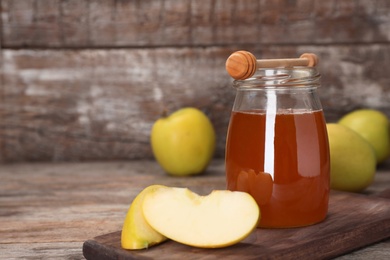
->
0, 0, 389, 162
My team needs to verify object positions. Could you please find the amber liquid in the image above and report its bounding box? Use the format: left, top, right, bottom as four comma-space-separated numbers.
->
226, 109, 330, 228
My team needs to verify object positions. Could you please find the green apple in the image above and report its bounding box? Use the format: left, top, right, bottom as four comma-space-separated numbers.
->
151, 107, 216, 176
327, 123, 376, 192
121, 185, 168, 250
339, 109, 390, 164
142, 186, 260, 248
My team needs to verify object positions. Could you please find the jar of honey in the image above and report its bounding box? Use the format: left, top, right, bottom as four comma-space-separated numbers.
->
225, 54, 330, 228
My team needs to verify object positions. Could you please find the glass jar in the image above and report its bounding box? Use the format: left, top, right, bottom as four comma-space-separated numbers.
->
225, 67, 330, 228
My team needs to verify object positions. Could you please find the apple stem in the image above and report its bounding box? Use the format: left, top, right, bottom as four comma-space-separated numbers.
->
161, 107, 169, 118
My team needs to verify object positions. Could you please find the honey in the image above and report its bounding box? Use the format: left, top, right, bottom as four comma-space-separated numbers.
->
226, 109, 330, 228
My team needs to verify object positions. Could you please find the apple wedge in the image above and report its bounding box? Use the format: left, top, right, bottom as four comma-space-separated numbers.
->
121, 185, 168, 250
142, 187, 260, 248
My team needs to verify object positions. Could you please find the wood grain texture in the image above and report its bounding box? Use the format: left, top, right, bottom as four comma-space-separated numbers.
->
1, 0, 390, 162
1, 0, 390, 48
1, 160, 389, 259
1, 46, 390, 162
0, 47, 235, 162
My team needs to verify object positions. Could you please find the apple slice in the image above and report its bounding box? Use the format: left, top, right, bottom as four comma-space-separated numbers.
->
142, 187, 260, 248
121, 185, 168, 249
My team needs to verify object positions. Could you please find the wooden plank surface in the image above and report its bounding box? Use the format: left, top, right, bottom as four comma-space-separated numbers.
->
1, 159, 390, 259
1, 0, 390, 48
82, 191, 390, 260
0, 47, 235, 162
1, 0, 390, 162
1, 45, 390, 162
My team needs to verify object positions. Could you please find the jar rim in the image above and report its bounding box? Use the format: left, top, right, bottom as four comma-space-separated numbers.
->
232, 67, 321, 89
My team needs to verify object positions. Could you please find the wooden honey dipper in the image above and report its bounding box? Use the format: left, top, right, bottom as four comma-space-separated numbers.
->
225, 51, 318, 80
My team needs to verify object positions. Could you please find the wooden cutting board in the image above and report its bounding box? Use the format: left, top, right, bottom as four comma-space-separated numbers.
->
83, 190, 390, 260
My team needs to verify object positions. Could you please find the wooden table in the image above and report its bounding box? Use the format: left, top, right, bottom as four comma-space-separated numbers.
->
1, 159, 389, 259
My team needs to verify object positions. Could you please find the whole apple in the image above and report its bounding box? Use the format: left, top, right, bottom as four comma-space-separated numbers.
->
151, 107, 216, 176
327, 123, 376, 192
338, 109, 390, 164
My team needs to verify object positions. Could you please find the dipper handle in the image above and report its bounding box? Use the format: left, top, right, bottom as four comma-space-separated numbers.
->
225, 51, 318, 80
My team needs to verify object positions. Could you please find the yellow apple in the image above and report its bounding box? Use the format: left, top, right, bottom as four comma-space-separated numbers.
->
142, 187, 260, 248
338, 109, 390, 164
151, 107, 216, 176
326, 123, 376, 192
121, 185, 168, 249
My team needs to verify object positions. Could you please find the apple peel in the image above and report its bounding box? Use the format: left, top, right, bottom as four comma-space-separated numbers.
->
142, 187, 260, 248
121, 185, 168, 250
